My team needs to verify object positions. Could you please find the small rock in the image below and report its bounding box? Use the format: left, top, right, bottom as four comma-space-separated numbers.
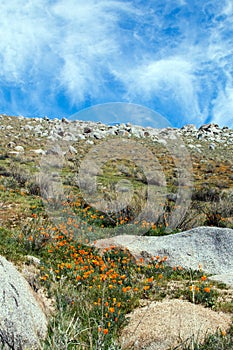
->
15, 145, 24, 152
7, 141, 16, 148
26, 255, 41, 266
33, 149, 46, 155
157, 138, 167, 145
84, 127, 92, 134
68, 145, 78, 154
86, 140, 94, 145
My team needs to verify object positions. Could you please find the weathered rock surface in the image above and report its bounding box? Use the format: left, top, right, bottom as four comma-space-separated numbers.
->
120, 299, 232, 350
94, 227, 233, 286
0, 255, 47, 350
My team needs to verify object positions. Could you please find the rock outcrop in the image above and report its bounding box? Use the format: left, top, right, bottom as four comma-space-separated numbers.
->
120, 299, 232, 350
94, 227, 233, 286
0, 255, 47, 350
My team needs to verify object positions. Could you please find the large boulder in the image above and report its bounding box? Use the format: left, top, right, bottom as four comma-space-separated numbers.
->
0, 255, 47, 349
94, 227, 233, 286
120, 299, 232, 350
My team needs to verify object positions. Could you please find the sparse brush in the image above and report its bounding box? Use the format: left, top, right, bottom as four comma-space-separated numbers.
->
173, 326, 233, 350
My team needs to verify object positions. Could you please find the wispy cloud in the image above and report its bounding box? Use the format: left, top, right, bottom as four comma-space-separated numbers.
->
212, 87, 233, 127
0, 0, 138, 114
0, 0, 233, 127
51, 0, 138, 104
115, 57, 202, 126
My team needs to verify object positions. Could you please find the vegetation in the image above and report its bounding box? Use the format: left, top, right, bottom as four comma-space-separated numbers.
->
0, 116, 233, 349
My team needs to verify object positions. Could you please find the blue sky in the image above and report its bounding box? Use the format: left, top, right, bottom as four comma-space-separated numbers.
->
0, 0, 233, 128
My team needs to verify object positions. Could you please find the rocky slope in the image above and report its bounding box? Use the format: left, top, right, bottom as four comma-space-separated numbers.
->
0, 115, 232, 231
0, 115, 233, 350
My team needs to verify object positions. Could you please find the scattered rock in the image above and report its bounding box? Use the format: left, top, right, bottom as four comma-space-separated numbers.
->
7, 141, 16, 148
14, 146, 24, 152
1, 115, 232, 148
32, 149, 46, 155
68, 145, 78, 154
25, 255, 41, 266
93, 131, 104, 139
84, 126, 92, 133
61, 117, 69, 123
86, 139, 94, 145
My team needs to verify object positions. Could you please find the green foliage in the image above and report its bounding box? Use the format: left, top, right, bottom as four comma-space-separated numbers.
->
0, 227, 26, 261
174, 326, 233, 350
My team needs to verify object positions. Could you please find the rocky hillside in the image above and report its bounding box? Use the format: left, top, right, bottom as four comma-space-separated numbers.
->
0, 115, 233, 350
0, 115, 232, 232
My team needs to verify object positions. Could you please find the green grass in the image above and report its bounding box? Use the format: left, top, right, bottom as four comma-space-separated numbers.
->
173, 326, 233, 350
0, 227, 27, 262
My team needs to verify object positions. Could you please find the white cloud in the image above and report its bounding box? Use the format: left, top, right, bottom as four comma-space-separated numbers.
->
0, 0, 138, 112
222, 1, 233, 16
51, 0, 136, 103
0, 1, 53, 82
212, 87, 233, 127
114, 57, 203, 125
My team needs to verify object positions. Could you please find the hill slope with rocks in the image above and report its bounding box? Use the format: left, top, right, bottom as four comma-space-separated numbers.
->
0, 115, 233, 350
0, 114, 232, 231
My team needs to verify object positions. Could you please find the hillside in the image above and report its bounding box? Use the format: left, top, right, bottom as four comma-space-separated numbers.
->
0, 114, 233, 350
0, 115, 232, 232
